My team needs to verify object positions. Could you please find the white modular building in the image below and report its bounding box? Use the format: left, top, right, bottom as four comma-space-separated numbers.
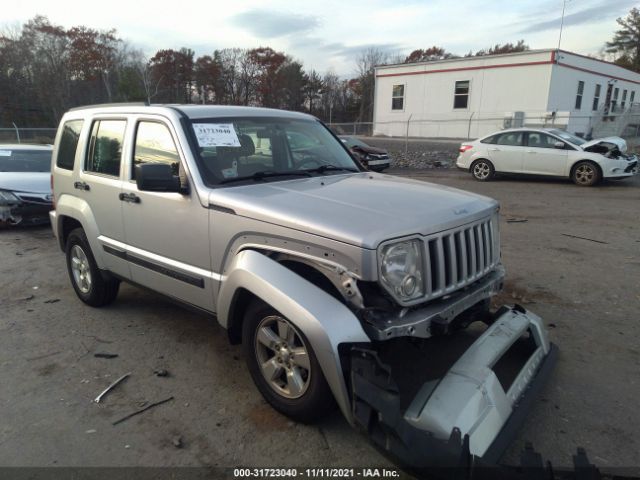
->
373, 49, 640, 139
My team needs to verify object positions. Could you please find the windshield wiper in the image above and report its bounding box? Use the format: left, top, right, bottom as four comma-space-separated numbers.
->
303, 165, 359, 174
220, 170, 312, 184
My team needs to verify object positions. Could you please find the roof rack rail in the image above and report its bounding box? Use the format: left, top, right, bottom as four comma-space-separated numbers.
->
68, 102, 150, 112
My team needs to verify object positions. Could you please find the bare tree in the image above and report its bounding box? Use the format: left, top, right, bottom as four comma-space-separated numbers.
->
355, 47, 389, 122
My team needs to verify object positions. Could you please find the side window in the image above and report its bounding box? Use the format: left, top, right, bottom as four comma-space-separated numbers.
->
86, 120, 126, 176
453, 80, 470, 109
133, 122, 180, 178
56, 120, 84, 170
527, 132, 558, 149
496, 132, 523, 146
391, 85, 404, 110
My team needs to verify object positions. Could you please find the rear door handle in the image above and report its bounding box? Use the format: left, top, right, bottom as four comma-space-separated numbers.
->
118, 193, 141, 203
525, 150, 537, 154
74, 181, 90, 191
488, 148, 500, 151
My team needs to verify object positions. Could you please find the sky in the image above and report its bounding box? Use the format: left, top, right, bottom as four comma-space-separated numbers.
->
1, 0, 637, 76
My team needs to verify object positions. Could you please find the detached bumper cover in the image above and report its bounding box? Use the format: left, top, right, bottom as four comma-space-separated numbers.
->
350, 305, 556, 468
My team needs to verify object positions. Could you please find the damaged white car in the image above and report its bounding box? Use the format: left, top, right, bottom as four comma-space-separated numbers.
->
457, 128, 638, 186
0, 144, 53, 226
49, 105, 557, 470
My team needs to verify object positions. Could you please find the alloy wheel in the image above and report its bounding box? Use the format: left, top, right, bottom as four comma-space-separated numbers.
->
70, 245, 92, 294
473, 161, 491, 180
254, 315, 311, 399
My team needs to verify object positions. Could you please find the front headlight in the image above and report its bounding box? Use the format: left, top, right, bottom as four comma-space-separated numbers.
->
380, 239, 424, 301
0, 190, 20, 206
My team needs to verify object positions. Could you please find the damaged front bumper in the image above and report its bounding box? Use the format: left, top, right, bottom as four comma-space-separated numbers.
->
0, 201, 52, 226
350, 305, 556, 468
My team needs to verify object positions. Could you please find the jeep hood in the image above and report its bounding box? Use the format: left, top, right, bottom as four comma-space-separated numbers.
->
209, 173, 498, 249
581, 136, 627, 153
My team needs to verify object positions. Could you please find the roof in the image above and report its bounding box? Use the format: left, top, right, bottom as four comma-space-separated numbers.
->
0, 144, 53, 150
66, 104, 315, 121
376, 49, 555, 70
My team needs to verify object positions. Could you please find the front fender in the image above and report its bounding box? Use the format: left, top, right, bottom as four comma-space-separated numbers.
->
217, 249, 371, 421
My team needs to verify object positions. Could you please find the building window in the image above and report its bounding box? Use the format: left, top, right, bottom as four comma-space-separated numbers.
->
575, 81, 584, 110
621, 89, 628, 110
391, 84, 404, 110
453, 80, 470, 109
612, 87, 619, 112
631, 91, 636, 105
592, 84, 601, 111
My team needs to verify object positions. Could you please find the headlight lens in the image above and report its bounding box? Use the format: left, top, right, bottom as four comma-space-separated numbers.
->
0, 189, 20, 206
380, 239, 424, 301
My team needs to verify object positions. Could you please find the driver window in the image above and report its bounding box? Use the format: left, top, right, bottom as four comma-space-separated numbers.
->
133, 121, 180, 179
527, 132, 558, 149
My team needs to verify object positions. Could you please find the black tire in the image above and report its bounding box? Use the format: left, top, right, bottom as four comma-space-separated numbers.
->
470, 159, 495, 181
571, 161, 601, 186
65, 228, 119, 307
242, 299, 333, 423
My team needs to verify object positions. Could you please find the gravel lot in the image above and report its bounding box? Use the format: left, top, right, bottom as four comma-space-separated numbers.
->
0, 170, 639, 474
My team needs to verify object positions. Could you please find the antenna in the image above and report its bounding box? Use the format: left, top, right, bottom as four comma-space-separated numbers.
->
556, 0, 571, 62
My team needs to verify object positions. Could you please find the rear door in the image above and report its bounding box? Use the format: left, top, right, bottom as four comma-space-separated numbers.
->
120, 117, 214, 311
521, 132, 568, 176
77, 118, 131, 279
486, 131, 524, 173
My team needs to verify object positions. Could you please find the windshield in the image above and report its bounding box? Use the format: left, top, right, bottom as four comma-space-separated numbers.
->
0, 148, 51, 172
340, 136, 368, 148
549, 129, 586, 146
190, 117, 360, 186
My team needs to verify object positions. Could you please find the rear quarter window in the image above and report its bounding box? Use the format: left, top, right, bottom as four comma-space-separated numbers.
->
480, 135, 498, 144
56, 120, 84, 170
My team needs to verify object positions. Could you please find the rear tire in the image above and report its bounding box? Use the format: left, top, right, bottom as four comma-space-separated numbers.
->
65, 228, 119, 307
470, 159, 495, 181
242, 298, 333, 423
571, 161, 601, 186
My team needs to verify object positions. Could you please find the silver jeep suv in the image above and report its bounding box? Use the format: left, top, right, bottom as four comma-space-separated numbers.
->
50, 105, 555, 466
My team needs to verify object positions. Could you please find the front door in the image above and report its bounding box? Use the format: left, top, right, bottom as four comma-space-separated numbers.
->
120, 118, 214, 311
521, 132, 568, 176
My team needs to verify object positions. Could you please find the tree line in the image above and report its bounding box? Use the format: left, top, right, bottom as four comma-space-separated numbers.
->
1, 9, 638, 128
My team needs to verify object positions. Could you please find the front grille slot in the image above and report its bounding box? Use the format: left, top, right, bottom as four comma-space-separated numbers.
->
422, 217, 498, 301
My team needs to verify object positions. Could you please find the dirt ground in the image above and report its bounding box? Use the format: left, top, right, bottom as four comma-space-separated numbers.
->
0, 170, 639, 474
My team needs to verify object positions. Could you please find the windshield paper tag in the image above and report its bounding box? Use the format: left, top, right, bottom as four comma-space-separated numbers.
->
0, 150, 11, 156
193, 123, 240, 147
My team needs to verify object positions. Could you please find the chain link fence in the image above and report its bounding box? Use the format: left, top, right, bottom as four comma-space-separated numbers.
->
328, 112, 640, 153
0, 127, 57, 145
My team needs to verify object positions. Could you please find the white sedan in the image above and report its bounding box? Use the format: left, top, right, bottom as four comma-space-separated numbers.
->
456, 128, 638, 186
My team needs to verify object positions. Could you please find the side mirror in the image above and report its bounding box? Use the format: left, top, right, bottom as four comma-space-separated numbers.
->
135, 163, 181, 192
554, 141, 565, 149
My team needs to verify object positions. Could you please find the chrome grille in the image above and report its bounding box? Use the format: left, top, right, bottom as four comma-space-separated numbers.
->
424, 217, 499, 301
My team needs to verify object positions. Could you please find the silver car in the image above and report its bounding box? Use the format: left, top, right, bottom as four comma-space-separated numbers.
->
0, 144, 53, 226
457, 128, 638, 186
50, 105, 555, 468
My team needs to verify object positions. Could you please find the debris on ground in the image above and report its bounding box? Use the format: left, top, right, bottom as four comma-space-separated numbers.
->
94, 373, 131, 403
154, 369, 169, 377
17, 294, 34, 301
44, 299, 60, 304
112, 396, 174, 426
172, 436, 184, 448
561, 233, 608, 244
94, 353, 118, 359
85, 429, 97, 434
507, 218, 528, 223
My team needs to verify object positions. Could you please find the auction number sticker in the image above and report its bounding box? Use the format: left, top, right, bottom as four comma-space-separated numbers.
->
193, 123, 240, 147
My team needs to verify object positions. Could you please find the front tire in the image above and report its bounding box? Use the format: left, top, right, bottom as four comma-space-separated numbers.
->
242, 299, 333, 423
572, 161, 601, 186
470, 159, 495, 181
65, 228, 120, 307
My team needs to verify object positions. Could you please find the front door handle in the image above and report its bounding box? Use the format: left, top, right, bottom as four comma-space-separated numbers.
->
74, 181, 90, 191
525, 150, 537, 154
118, 193, 141, 203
